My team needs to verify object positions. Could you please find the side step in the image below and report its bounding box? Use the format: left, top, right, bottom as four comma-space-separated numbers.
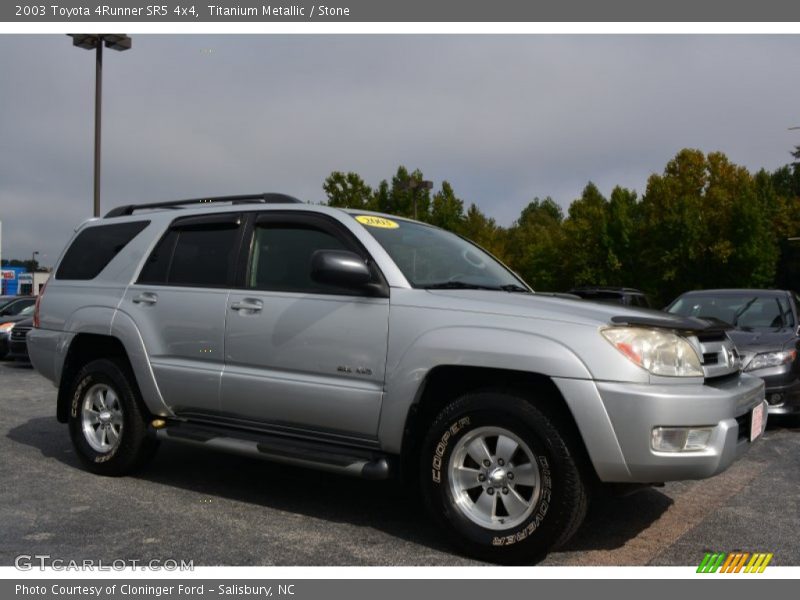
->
155, 421, 391, 480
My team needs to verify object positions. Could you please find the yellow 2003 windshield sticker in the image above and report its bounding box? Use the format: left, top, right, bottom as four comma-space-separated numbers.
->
355, 215, 399, 229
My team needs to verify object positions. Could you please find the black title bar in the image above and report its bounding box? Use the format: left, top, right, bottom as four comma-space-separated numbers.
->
5, 0, 800, 22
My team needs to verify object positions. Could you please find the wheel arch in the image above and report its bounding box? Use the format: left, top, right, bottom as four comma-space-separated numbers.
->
398, 365, 599, 486
56, 320, 172, 424
57, 334, 131, 423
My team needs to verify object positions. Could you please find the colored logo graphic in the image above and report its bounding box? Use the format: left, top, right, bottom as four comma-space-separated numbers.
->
697, 552, 773, 573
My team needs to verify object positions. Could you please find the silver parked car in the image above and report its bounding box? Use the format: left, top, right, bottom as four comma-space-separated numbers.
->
28, 194, 767, 563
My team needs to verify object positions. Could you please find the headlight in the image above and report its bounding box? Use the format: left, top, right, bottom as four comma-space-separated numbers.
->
0, 322, 15, 333
745, 350, 797, 372
600, 327, 703, 377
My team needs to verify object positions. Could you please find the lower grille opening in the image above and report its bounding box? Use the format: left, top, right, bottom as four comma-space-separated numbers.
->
735, 412, 751, 443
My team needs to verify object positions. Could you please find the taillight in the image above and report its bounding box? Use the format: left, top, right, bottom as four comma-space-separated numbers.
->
33, 281, 46, 328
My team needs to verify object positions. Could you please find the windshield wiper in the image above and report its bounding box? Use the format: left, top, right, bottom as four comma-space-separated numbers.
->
421, 281, 504, 291
421, 281, 531, 293
499, 284, 531, 293
732, 297, 758, 326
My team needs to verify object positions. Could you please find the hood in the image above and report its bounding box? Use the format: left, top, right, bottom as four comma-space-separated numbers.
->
0, 312, 34, 325
727, 328, 798, 352
423, 290, 701, 330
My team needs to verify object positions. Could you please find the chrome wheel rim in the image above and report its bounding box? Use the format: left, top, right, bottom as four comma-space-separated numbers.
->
81, 383, 123, 453
448, 426, 541, 530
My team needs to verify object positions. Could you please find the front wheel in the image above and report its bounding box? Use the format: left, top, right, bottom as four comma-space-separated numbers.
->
420, 391, 588, 564
67, 358, 158, 475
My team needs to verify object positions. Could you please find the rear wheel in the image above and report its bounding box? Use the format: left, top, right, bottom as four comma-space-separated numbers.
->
67, 358, 158, 475
420, 391, 588, 564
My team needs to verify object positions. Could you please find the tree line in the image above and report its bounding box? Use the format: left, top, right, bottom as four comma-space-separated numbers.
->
323, 149, 800, 305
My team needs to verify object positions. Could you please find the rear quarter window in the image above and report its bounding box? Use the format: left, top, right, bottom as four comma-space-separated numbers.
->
56, 221, 150, 280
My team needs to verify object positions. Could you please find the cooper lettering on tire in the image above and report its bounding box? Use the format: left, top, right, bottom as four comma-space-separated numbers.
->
67, 358, 159, 476
419, 391, 588, 564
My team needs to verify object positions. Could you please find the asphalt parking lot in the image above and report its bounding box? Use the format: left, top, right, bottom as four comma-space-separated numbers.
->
1, 360, 798, 567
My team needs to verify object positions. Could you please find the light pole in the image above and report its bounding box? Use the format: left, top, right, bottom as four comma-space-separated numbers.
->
69, 34, 132, 217
29, 251, 39, 295
400, 179, 433, 220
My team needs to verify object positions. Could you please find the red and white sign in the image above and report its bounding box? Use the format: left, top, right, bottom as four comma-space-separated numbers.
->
750, 402, 765, 442
1, 270, 16, 280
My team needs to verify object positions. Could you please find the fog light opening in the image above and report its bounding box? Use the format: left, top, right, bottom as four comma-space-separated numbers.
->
652, 427, 713, 452
767, 393, 784, 406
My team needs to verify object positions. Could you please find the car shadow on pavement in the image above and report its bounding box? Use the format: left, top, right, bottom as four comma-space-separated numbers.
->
766, 415, 800, 431
7, 416, 673, 561
559, 488, 673, 552
1, 360, 33, 369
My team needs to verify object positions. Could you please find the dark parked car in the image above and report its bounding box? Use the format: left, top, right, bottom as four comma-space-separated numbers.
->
0, 295, 35, 317
569, 286, 652, 308
667, 289, 800, 415
0, 304, 34, 359
7, 316, 32, 361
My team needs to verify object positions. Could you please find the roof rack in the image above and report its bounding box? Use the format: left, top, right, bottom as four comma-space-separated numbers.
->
104, 193, 303, 218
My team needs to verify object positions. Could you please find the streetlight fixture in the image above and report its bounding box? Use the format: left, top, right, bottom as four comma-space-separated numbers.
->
400, 179, 433, 220
68, 34, 132, 218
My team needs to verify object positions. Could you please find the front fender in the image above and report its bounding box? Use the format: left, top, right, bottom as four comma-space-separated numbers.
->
378, 325, 593, 453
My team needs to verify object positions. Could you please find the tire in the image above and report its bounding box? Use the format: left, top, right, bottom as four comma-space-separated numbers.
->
67, 358, 159, 475
420, 391, 589, 564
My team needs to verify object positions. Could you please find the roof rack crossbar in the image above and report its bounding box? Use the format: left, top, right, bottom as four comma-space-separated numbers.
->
104, 193, 303, 218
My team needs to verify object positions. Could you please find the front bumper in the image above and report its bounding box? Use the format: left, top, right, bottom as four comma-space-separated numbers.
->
746, 363, 800, 415
595, 374, 766, 482
8, 337, 29, 361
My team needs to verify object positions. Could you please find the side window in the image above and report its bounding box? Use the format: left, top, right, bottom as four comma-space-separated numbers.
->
56, 221, 149, 280
0, 298, 34, 316
248, 223, 350, 294
138, 216, 242, 288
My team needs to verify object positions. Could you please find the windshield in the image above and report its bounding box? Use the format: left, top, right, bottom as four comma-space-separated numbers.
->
0, 298, 33, 316
353, 215, 528, 291
668, 293, 795, 330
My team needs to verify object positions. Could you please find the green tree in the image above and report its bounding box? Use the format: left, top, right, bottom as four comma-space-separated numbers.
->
505, 197, 564, 290
606, 186, 640, 283
323, 171, 374, 209
639, 149, 779, 304
460, 203, 508, 263
559, 183, 616, 287
429, 181, 465, 231
391, 167, 432, 220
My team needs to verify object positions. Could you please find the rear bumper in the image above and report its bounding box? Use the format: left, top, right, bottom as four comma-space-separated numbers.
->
26, 328, 71, 384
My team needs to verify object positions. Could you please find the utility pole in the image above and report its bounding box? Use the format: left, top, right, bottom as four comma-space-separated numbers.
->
69, 34, 132, 217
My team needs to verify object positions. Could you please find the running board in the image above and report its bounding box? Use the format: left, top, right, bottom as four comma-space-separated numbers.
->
155, 421, 391, 480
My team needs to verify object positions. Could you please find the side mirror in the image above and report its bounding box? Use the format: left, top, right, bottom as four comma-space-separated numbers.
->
310, 250, 372, 288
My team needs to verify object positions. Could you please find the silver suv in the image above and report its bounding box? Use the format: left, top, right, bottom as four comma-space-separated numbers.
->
28, 194, 767, 563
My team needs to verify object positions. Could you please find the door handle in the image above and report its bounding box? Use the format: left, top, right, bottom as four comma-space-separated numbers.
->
132, 292, 158, 305
231, 299, 263, 312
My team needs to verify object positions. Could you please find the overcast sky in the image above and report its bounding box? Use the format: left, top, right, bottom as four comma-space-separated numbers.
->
1, 34, 799, 266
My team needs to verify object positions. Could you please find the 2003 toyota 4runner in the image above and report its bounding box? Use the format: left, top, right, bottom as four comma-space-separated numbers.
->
28, 193, 768, 563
